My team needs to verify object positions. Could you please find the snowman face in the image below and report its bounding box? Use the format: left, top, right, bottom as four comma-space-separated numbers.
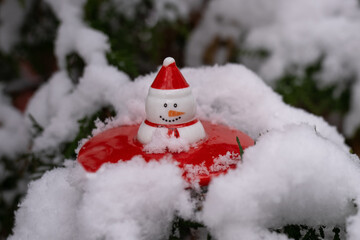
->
146, 89, 196, 125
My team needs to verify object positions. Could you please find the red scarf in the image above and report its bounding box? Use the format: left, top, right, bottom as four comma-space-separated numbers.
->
144, 119, 199, 138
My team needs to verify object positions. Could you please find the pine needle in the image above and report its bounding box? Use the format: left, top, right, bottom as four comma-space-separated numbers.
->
236, 136, 244, 158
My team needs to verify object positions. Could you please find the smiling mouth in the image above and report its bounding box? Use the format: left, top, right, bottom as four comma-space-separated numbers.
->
160, 115, 182, 123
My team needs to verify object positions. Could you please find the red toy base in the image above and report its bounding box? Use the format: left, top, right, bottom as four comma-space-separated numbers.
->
78, 120, 254, 186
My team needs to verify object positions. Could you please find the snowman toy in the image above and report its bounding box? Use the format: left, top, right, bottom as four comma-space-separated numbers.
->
77, 57, 254, 186
137, 57, 206, 145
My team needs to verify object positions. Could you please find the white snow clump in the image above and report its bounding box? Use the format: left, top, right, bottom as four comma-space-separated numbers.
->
143, 128, 190, 153
202, 124, 360, 240
10, 157, 193, 240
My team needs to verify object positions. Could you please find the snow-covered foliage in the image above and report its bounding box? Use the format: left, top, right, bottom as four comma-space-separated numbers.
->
27, 65, 130, 152
44, 0, 109, 67
24, 0, 130, 152
186, 0, 360, 135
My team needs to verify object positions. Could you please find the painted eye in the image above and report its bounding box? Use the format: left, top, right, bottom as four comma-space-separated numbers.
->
164, 103, 167, 108
174, 103, 177, 108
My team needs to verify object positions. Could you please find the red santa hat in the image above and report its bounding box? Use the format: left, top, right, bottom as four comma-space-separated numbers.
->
150, 57, 190, 91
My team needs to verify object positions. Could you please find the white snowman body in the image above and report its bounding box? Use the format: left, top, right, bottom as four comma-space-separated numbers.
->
137, 57, 206, 145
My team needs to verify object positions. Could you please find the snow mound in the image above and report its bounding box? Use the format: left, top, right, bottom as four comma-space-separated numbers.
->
8, 168, 80, 240
10, 157, 193, 240
202, 124, 360, 240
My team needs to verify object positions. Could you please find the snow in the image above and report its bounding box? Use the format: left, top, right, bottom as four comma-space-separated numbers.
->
10, 158, 193, 240
9, 168, 81, 240
143, 128, 190, 153
25, 71, 74, 130
184, 64, 347, 150
209, 152, 239, 172
44, 0, 109, 68
202, 124, 360, 240
24, 0, 130, 152
30, 65, 130, 152
183, 162, 209, 187
185, 0, 360, 136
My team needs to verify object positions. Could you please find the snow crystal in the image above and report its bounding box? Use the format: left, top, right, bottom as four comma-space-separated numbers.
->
202, 124, 360, 240
183, 162, 209, 187
209, 151, 239, 172
10, 157, 193, 240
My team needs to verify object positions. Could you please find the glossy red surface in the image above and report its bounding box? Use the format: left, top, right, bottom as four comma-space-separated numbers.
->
78, 120, 254, 186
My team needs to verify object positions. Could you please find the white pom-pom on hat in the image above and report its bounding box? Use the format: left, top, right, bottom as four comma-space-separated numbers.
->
163, 57, 175, 67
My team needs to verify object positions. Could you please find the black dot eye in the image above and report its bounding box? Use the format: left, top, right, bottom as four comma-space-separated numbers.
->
164, 103, 167, 108
174, 103, 177, 108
